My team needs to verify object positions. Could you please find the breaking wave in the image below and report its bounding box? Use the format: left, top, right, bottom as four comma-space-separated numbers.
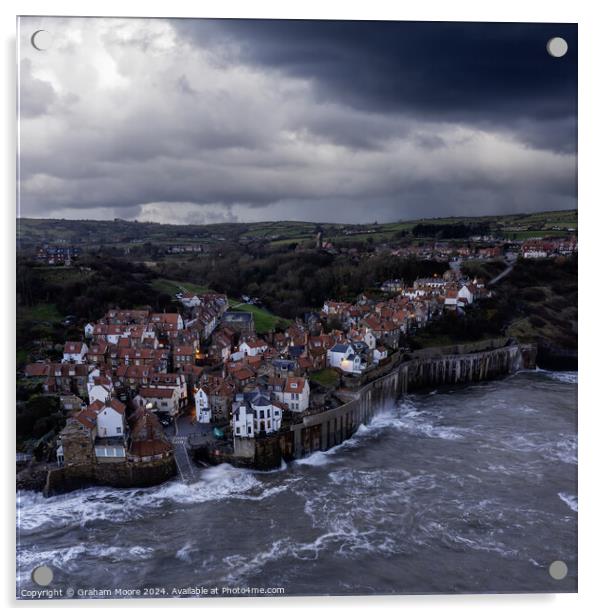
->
17, 464, 291, 532
535, 368, 578, 384
558, 492, 578, 512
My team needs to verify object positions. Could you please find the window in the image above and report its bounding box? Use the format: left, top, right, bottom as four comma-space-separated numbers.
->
116, 427, 121, 434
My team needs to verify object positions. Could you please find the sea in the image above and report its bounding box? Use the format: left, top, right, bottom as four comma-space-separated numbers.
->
16, 369, 577, 598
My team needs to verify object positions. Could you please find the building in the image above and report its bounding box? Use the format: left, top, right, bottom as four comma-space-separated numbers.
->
327, 343, 365, 374
87, 399, 126, 438
275, 377, 310, 412
63, 341, 88, 364
222, 311, 255, 334
232, 393, 283, 438
194, 387, 211, 423
138, 387, 180, 418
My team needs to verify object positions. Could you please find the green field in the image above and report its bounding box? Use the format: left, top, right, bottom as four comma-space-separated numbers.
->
150, 278, 213, 296
18, 208, 578, 251
309, 368, 340, 388
151, 277, 290, 333
18, 303, 63, 324
228, 300, 291, 334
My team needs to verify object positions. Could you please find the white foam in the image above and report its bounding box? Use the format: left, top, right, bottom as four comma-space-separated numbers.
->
176, 542, 194, 563
17, 464, 285, 532
558, 492, 578, 512
535, 368, 578, 384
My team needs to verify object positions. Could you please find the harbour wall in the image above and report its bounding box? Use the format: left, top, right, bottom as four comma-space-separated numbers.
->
273, 338, 535, 465
42, 455, 177, 497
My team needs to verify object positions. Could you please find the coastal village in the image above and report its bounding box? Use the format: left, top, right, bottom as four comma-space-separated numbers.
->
22, 267, 491, 475
18, 227, 577, 486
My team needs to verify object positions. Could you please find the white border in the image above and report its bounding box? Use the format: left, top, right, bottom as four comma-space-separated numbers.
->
2, 1, 600, 614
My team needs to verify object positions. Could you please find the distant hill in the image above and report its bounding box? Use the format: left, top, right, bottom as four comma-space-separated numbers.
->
16, 209, 577, 249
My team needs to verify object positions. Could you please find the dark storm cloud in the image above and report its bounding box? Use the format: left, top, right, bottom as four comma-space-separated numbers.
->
177, 19, 577, 152
18, 17, 577, 224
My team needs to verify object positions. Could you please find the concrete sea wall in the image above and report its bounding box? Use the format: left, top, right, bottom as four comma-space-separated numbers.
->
43, 455, 177, 496
276, 338, 535, 465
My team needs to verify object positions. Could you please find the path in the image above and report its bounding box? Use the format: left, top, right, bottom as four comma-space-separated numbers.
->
488, 259, 515, 286
170, 437, 197, 484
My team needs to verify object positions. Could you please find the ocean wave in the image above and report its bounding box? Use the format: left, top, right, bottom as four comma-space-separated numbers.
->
293, 407, 409, 467
535, 368, 578, 384
17, 465, 287, 532
490, 432, 577, 465
176, 542, 194, 563
558, 492, 578, 512
17, 543, 154, 583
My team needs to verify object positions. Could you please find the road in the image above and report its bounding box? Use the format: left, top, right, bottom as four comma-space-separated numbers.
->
488, 259, 515, 286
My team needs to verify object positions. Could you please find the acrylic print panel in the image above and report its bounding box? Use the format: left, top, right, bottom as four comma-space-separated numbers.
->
16, 16, 577, 599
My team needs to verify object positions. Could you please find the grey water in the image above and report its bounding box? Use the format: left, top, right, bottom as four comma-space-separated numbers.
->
17, 370, 577, 597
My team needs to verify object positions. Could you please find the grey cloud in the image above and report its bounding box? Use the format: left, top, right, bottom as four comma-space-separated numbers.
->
17, 17, 577, 224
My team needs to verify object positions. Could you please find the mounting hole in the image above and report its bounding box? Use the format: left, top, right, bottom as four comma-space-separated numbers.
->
31, 565, 54, 586
548, 560, 568, 580
547, 37, 568, 58
31, 30, 53, 52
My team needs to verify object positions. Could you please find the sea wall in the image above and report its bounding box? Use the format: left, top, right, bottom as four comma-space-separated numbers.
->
43, 455, 177, 496
277, 338, 535, 465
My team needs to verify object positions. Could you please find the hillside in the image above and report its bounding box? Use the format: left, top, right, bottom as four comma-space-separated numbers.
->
16, 209, 577, 250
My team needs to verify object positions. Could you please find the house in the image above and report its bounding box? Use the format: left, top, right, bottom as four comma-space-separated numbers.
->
88, 399, 127, 439
327, 343, 365, 374
444, 289, 459, 310
239, 338, 269, 357
57, 410, 97, 465
179, 292, 201, 308
63, 341, 88, 363
232, 393, 283, 438
87, 380, 112, 405
150, 313, 184, 332
380, 279, 404, 293
231, 365, 255, 387
457, 284, 475, 305
138, 387, 180, 418
59, 393, 84, 414
194, 387, 211, 423
127, 410, 173, 461
373, 346, 388, 364
84, 322, 95, 338
222, 311, 255, 334
172, 345, 195, 369
276, 377, 310, 412
149, 373, 188, 408
87, 342, 108, 365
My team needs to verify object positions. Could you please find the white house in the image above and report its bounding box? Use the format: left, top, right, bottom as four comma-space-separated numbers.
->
87, 382, 112, 405
84, 323, 95, 338
373, 346, 388, 364
232, 395, 283, 438
63, 341, 88, 364
138, 387, 180, 417
239, 338, 269, 357
275, 377, 310, 412
194, 387, 212, 423
233, 404, 255, 438
88, 399, 126, 439
363, 329, 377, 350
179, 292, 201, 308
444, 291, 458, 310
327, 343, 365, 374
327, 343, 354, 369
457, 284, 475, 305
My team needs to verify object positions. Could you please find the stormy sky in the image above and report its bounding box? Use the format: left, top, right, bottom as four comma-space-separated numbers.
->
18, 17, 577, 224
